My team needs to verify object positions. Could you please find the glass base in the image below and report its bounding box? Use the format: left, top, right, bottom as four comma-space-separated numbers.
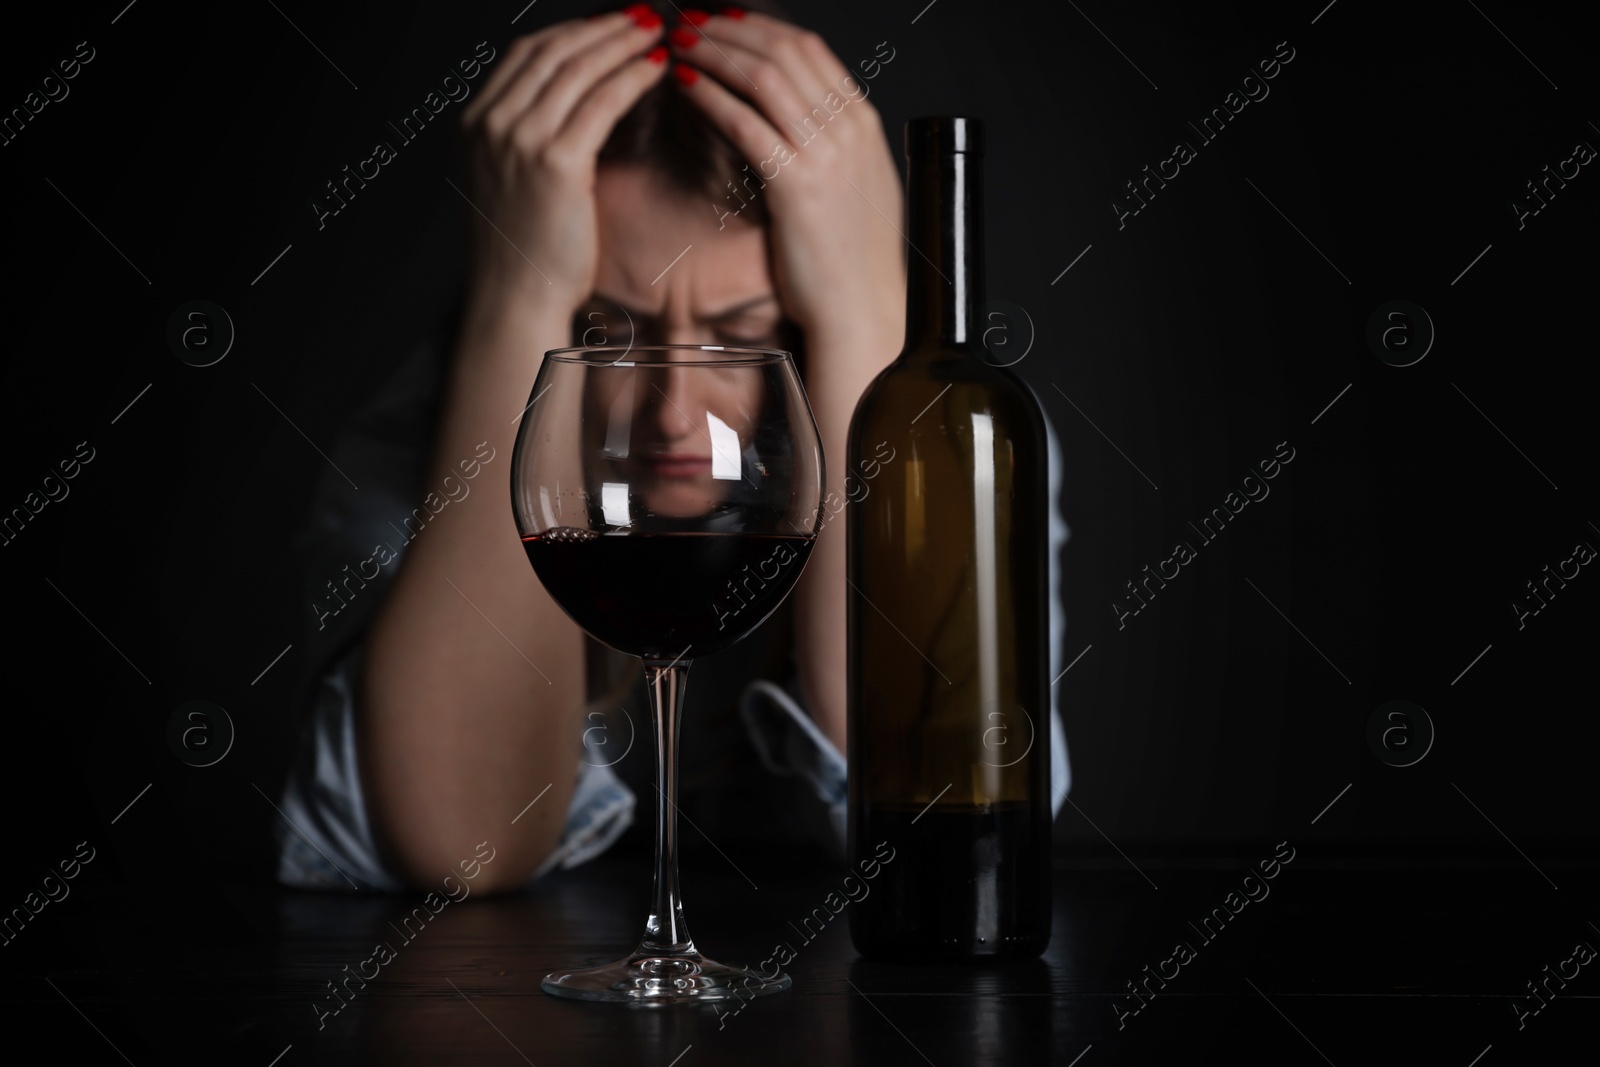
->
541, 949, 791, 1004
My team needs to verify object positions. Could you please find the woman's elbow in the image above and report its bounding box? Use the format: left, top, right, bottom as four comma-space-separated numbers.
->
379, 813, 562, 897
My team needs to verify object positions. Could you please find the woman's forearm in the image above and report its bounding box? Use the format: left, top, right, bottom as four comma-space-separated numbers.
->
790, 323, 902, 758
359, 294, 585, 892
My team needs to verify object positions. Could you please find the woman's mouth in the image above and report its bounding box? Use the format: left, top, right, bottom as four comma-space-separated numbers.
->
643, 453, 713, 478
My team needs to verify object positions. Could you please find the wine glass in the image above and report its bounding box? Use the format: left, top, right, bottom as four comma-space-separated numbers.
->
510, 344, 824, 1004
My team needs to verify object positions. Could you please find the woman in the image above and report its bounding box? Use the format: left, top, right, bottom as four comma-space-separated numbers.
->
275, 2, 1069, 893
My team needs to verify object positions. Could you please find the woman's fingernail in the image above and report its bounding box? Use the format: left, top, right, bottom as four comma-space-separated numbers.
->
669, 25, 698, 48
682, 8, 710, 25
625, 4, 662, 28
646, 45, 668, 63
719, 6, 745, 19
672, 63, 699, 86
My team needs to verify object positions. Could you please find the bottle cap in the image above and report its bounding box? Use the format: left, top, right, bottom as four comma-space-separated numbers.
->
906, 116, 983, 157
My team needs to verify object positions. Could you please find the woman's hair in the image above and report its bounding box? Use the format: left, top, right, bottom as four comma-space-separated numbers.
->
581, 0, 803, 357
595, 0, 790, 228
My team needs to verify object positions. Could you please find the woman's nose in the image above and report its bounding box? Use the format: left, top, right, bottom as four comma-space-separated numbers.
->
649, 363, 699, 440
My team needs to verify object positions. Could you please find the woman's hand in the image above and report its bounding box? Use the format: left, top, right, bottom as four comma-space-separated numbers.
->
459, 8, 668, 321
667, 10, 905, 355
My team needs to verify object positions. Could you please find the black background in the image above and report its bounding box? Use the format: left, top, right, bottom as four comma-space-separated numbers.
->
2, 0, 1594, 902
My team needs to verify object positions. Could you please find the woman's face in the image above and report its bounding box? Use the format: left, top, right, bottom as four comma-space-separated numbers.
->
580, 164, 780, 519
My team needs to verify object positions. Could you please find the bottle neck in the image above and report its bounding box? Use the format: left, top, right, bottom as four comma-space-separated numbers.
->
903, 148, 984, 353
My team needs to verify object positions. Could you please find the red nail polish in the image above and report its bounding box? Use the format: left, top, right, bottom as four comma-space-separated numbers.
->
719, 6, 745, 19
672, 63, 699, 86
623, 2, 651, 17
669, 26, 698, 48
626, 4, 661, 28
682, 8, 710, 25
646, 45, 668, 63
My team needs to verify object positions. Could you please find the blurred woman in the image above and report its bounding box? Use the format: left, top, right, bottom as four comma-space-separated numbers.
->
274, 2, 1068, 893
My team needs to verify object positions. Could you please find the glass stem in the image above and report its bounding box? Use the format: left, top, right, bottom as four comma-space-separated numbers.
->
638, 660, 696, 957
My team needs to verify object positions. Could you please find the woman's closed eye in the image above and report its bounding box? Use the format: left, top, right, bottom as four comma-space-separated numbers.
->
574, 295, 791, 350
712, 318, 783, 347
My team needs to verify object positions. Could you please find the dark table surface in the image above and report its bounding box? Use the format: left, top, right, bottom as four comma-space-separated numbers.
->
6, 843, 1597, 1066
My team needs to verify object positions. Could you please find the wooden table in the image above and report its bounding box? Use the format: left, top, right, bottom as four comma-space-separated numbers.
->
8, 844, 1595, 1065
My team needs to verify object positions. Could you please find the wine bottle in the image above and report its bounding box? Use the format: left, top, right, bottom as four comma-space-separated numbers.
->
846, 116, 1051, 961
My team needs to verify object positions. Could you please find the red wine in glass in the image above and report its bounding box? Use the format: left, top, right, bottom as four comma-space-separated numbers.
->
522, 530, 815, 659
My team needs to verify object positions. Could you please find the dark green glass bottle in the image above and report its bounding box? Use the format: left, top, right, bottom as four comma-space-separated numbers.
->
846, 116, 1051, 961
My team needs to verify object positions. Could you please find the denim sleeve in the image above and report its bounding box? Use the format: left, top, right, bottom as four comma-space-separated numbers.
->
273, 641, 636, 891
736, 412, 1073, 855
